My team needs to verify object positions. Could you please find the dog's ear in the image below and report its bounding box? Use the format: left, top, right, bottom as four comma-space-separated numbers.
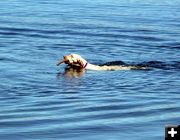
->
63, 56, 68, 61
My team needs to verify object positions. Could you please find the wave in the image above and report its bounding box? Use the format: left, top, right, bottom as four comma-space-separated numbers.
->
0, 26, 164, 41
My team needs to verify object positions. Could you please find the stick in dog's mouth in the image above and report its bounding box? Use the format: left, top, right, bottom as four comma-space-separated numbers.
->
56, 60, 65, 66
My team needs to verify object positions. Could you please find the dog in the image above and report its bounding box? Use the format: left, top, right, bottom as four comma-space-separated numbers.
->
57, 54, 148, 70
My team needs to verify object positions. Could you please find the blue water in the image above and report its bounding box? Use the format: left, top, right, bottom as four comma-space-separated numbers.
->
0, 0, 180, 140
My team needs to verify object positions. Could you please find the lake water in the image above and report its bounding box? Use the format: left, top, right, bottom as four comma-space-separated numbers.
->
0, 0, 180, 140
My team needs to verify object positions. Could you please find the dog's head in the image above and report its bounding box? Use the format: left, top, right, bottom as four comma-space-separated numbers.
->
57, 54, 75, 66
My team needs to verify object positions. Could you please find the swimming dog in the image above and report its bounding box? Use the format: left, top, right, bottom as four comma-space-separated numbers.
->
57, 54, 148, 70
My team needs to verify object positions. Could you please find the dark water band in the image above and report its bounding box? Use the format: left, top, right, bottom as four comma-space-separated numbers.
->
100, 61, 180, 70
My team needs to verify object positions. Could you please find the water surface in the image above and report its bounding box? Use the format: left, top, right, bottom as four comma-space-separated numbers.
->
0, 0, 180, 140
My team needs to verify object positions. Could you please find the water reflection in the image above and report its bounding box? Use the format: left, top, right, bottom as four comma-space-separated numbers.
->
57, 66, 86, 79
56, 66, 85, 92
